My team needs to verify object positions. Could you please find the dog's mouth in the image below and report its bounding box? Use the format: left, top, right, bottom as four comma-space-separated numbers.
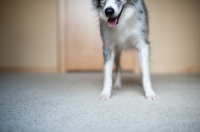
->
107, 6, 125, 27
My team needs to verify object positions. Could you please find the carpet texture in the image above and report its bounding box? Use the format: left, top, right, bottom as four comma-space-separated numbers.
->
0, 73, 200, 132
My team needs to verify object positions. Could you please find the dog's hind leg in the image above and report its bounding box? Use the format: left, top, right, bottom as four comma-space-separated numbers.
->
100, 45, 115, 100
113, 50, 122, 90
137, 42, 159, 100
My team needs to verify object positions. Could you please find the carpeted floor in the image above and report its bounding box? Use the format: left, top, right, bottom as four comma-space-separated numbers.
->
0, 73, 200, 132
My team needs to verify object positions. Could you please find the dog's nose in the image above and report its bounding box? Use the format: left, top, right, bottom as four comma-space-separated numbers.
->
105, 7, 115, 17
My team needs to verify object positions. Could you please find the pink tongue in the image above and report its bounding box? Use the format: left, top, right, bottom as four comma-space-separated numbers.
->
107, 18, 118, 27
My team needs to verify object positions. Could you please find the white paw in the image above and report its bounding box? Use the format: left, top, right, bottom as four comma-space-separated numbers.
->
99, 91, 111, 100
145, 90, 159, 100
146, 95, 159, 100
145, 93, 159, 100
113, 85, 121, 90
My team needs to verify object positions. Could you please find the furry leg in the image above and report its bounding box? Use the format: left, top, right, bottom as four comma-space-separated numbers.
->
113, 51, 122, 90
138, 43, 159, 100
100, 45, 115, 100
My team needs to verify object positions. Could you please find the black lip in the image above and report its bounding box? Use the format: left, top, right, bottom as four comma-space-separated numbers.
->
116, 5, 125, 25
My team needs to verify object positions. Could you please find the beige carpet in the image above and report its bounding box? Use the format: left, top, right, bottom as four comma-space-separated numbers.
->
0, 73, 200, 132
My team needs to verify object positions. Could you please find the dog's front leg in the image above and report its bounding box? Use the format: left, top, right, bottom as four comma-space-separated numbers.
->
100, 45, 115, 100
113, 51, 122, 90
138, 43, 159, 100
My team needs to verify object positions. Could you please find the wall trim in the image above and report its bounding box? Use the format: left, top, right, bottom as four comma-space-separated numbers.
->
151, 66, 200, 74
0, 66, 199, 74
0, 66, 57, 73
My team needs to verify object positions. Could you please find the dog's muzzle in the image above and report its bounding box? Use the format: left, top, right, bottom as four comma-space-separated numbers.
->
106, 6, 125, 27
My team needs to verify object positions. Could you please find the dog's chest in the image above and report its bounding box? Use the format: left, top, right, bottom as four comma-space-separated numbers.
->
111, 25, 138, 49
106, 23, 141, 50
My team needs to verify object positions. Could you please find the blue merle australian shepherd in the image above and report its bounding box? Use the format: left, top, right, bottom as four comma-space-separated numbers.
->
92, 0, 158, 100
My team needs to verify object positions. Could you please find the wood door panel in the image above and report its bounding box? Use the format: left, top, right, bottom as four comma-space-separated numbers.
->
66, 0, 135, 71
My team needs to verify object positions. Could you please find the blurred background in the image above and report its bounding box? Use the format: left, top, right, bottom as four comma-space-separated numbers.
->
0, 0, 200, 74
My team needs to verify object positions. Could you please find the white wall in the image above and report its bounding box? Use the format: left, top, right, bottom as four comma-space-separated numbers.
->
146, 0, 200, 73
0, 0, 57, 69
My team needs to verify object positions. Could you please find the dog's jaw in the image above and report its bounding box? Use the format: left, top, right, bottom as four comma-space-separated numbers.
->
107, 17, 118, 27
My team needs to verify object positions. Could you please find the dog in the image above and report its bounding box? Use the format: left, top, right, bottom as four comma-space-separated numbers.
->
92, 0, 158, 100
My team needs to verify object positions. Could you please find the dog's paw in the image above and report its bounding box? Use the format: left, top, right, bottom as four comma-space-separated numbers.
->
99, 91, 111, 100
146, 95, 159, 100
146, 94, 159, 100
145, 89, 159, 100
113, 85, 121, 90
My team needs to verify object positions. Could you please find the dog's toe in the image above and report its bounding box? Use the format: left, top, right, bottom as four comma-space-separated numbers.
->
99, 92, 111, 100
146, 95, 159, 100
